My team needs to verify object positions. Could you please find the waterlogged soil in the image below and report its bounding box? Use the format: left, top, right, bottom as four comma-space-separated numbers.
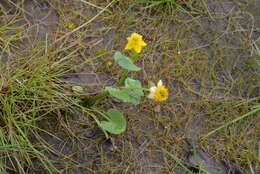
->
1, 0, 259, 173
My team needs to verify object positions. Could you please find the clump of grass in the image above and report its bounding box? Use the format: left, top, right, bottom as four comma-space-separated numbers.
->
138, 0, 197, 13
0, 0, 118, 172
0, 12, 79, 173
140, 0, 181, 9
0, 52, 72, 173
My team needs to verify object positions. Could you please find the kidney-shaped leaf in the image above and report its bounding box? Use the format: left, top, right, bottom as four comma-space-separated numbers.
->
105, 87, 133, 103
124, 78, 144, 102
114, 51, 140, 71
105, 78, 144, 104
100, 109, 126, 134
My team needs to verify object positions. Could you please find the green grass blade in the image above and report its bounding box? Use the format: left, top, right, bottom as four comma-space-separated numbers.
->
203, 106, 260, 138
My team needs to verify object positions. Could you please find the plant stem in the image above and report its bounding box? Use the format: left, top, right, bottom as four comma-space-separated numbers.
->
116, 70, 128, 86
83, 91, 109, 106
116, 51, 138, 86
85, 51, 139, 106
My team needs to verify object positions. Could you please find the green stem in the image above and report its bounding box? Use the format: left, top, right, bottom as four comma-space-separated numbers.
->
116, 70, 128, 86
116, 51, 138, 86
83, 91, 109, 106
84, 51, 140, 106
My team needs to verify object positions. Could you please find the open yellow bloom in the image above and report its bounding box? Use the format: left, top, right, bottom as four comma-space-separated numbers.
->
67, 23, 75, 29
107, 61, 113, 66
148, 80, 168, 101
125, 33, 147, 53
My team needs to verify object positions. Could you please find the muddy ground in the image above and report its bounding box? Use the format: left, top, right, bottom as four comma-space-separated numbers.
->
0, 0, 259, 173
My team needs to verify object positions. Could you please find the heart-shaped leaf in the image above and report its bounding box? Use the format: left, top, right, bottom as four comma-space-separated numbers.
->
100, 109, 126, 134
105, 87, 133, 103
124, 77, 144, 101
105, 78, 144, 104
114, 51, 140, 71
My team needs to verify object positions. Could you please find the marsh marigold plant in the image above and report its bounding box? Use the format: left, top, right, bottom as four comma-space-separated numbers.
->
125, 33, 147, 53
92, 32, 169, 135
148, 80, 169, 101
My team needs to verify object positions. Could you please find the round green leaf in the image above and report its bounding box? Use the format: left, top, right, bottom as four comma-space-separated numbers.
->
114, 51, 141, 71
100, 109, 126, 134
105, 78, 143, 104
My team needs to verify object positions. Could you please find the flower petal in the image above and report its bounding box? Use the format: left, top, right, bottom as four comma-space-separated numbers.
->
149, 86, 157, 92
157, 80, 163, 86
134, 46, 141, 53
140, 40, 147, 46
125, 43, 131, 50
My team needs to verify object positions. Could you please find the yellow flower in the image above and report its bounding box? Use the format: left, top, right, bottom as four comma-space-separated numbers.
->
148, 80, 168, 101
125, 33, 147, 53
107, 61, 113, 66
67, 23, 75, 29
